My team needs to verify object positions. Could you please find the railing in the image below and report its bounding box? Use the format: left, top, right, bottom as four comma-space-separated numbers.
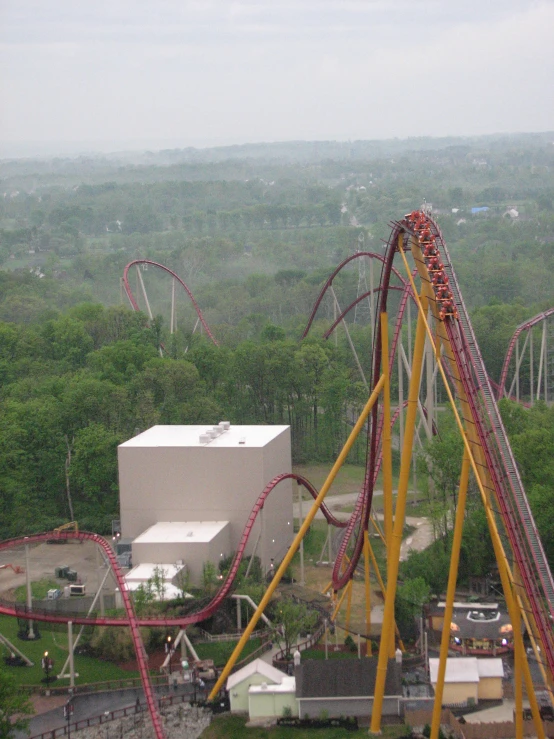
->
22, 673, 168, 696
196, 627, 270, 643
29, 693, 195, 739
273, 621, 326, 665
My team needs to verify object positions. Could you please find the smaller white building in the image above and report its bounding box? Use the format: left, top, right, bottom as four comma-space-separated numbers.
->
249, 676, 297, 719
429, 657, 504, 705
124, 563, 192, 601
132, 521, 231, 586
227, 659, 287, 714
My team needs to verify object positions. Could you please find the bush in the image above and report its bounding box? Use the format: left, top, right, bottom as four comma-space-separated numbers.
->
344, 634, 357, 652
89, 626, 140, 662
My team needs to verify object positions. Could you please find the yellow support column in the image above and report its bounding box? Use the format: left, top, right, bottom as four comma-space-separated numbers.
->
331, 580, 351, 623
364, 529, 371, 649
485, 506, 545, 739
366, 537, 405, 652
208, 373, 386, 701
380, 311, 396, 659
430, 449, 470, 739
345, 578, 353, 632
397, 246, 545, 739
371, 296, 429, 734
515, 625, 524, 739
381, 312, 393, 551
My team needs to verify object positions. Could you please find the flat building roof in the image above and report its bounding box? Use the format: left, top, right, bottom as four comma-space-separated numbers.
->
125, 563, 185, 582
119, 424, 289, 449
133, 521, 229, 544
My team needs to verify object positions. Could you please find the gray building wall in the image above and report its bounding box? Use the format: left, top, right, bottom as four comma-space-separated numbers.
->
118, 426, 293, 573
298, 696, 402, 719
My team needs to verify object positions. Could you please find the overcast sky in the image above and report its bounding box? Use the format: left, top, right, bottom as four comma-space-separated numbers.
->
1, 0, 553, 156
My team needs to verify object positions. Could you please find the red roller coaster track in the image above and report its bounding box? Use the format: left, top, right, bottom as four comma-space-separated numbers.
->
0, 474, 344, 739
402, 213, 554, 676
3, 217, 554, 734
497, 307, 554, 401
122, 259, 218, 346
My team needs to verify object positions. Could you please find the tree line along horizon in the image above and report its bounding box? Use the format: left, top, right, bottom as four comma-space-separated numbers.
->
0, 132, 553, 595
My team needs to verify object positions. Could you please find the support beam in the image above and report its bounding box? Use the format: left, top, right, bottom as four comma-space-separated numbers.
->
381, 312, 393, 552
208, 373, 386, 701
363, 530, 371, 642
398, 245, 546, 739
430, 449, 470, 739
371, 295, 429, 733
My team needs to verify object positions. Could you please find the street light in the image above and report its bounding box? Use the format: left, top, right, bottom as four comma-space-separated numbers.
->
166, 635, 173, 674
64, 698, 74, 739
42, 651, 52, 683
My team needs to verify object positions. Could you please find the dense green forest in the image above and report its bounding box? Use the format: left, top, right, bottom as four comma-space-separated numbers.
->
1, 132, 553, 581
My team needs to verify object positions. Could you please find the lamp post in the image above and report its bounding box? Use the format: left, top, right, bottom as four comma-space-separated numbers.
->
166, 635, 173, 675
42, 651, 53, 683
64, 698, 73, 739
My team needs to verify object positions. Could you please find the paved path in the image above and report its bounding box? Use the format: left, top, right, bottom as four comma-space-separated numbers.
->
20, 682, 209, 738
293, 492, 433, 560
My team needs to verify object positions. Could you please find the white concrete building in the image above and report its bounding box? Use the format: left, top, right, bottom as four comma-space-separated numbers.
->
132, 522, 231, 585
118, 424, 293, 584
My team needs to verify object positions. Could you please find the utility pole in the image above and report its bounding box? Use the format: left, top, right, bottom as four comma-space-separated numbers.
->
24, 539, 34, 639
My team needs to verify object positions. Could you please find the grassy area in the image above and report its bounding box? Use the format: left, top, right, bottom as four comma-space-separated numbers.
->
292, 463, 420, 501
292, 464, 368, 499
200, 714, 411, 738
14, 579, 60, 602
0, 615, 139, 686
195, 638, 263, 667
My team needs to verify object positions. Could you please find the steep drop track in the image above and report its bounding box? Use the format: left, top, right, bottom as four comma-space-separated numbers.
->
402, 213, 554, 680
3, 216, 554, 735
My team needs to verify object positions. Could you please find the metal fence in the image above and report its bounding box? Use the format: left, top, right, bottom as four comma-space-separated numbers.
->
28, 693, 196, 739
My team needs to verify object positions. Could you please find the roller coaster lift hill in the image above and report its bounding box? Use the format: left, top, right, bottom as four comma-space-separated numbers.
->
1, 213, 553, 739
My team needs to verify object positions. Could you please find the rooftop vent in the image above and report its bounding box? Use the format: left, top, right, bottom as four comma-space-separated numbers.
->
199, 433, 210, 444
220, 421, 230, 430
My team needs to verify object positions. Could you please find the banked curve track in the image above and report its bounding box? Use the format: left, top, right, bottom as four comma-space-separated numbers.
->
0, 474, 345, 738
122, 259, 218, 346
497, 307, 554, 401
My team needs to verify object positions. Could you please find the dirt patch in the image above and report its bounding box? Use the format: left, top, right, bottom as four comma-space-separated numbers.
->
29, 692, 68, 717
118, 649, 167, 673
0, 541, 117, 599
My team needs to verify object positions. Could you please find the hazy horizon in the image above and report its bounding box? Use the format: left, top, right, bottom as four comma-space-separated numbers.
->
2, 0, 553, 159
2, 129, 554, 162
